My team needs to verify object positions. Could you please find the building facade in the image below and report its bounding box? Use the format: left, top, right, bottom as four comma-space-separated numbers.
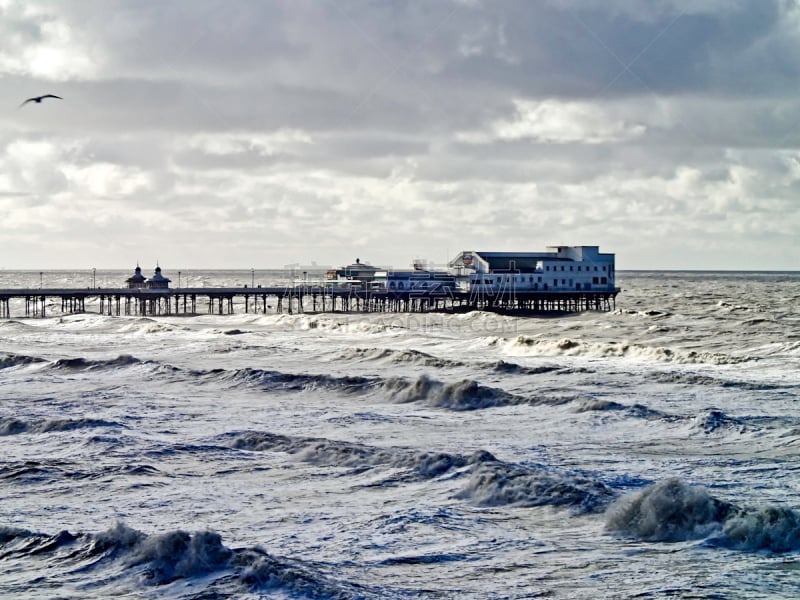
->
372, 270, 456, 292
449, 246, 616, 292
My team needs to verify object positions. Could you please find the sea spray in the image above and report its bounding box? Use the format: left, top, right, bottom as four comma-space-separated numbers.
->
456, 457, 615, 513
605, 478, 732, 542
383, 374, 519, 410
606, 479, 800, 552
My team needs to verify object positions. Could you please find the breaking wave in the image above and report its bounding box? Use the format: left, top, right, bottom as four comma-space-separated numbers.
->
49, 355, 147, 371
203, 367, 376, 394
0, 460, 162, 484
0, 528, 78, 559
261, 313, 396, 335
455, 457, 615, 513
235, 546, 373, 598
91, 523, 232, 585
689, 409, 747, 435
0, 522, 373, 597
0, 461, 67, 481
721, 506, 800, 552
648, 371, 785, 391
572, 398, 665, 419
0, 352, 182, 377
0, 524, 34, 546
489, 360, 562, 375
382, 375, 519, 410
227, 430, 612, 512
605, 479, 732, 542
0, 416, 123, 436
0, 353, 46, 369
204, 367, 569, 412
334, 346, 464, 368
380, 375, 600, 412
606, 478, 800, 552
716, 300, 771, 314
116, 319, 188, 335
225, 430, 483, 481
497, 336, 752, 365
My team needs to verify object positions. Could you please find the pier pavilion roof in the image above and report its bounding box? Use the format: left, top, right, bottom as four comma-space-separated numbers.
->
126, 265, 146, 288
145, 265, 171, 288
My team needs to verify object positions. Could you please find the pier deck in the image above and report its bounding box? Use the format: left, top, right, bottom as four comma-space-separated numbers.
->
0, 286, 620, 318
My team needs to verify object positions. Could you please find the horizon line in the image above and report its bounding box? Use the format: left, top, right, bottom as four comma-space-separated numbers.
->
0, 267, 798, 274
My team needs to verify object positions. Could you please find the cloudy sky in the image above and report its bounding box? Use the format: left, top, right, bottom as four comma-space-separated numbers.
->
1, 0, 799, 270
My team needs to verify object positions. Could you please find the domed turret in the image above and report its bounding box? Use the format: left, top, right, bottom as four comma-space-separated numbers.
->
145, 264, 171, 289
126, 264, 147, 289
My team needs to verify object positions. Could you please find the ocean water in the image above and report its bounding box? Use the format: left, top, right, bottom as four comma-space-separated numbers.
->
1, 270, 799, 599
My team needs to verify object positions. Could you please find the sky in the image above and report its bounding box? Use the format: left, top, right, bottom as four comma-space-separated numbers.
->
1, 0, 799, 270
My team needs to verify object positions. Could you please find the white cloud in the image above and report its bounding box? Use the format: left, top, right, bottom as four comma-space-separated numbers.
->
185, 129, 313, 157
0, 4, 100, 80
61, 162, 151, 197
459, 99, 646, 144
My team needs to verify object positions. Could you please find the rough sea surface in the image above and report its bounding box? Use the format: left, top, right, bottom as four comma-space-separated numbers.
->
1, 270, 798, 599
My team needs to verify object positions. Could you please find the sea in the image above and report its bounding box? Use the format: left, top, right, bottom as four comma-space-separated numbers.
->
1, 269, 799, 599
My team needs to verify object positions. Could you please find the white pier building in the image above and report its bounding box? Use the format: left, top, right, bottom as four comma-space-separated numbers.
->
449, 246, 615, 293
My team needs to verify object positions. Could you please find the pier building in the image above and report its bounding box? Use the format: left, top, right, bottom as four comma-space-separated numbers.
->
372, 270, 457, 292
449, 246, 615, 293
325, 258, 380, 287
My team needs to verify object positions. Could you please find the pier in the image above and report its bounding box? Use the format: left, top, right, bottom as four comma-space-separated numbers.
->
0, 285, 618, 318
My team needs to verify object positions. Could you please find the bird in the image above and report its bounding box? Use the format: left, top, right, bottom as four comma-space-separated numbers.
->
19, 94, 62, 108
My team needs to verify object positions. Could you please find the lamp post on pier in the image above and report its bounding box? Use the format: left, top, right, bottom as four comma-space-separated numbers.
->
92, 267, 96, 289
251, 268, 254, 288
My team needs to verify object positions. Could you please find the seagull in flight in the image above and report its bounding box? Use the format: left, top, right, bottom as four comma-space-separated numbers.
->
19, 94, 62, 108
